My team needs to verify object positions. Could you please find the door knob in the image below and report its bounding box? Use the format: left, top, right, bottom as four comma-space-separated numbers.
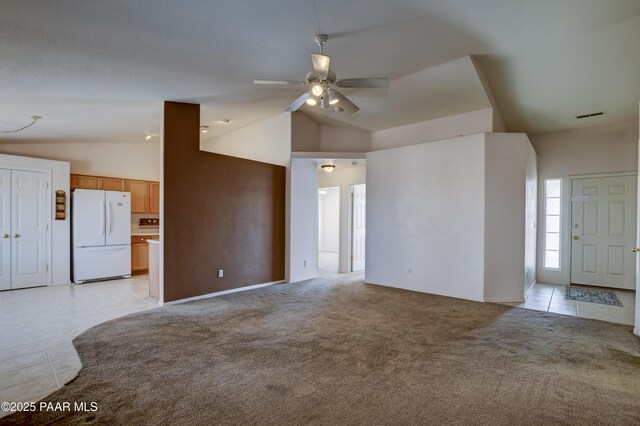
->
573, 236, 579, 240
1, 234, 8, 239
12, 233, 20, 238
633, 248, 640, 253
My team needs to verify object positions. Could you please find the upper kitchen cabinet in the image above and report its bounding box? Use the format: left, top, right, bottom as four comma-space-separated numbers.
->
70, 174, 98, 190
97, 176, 125, 191
149, 182, 160, 214
126, 179, 150, 213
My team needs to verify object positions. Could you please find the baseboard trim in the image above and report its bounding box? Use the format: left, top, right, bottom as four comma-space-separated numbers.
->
164, 280, 285, 305
484, 297, 525, 303
365, 280, 485, 303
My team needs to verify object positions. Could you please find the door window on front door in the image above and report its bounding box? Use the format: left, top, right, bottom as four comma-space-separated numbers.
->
570, 175, 637, 290
0, 168, 49, 291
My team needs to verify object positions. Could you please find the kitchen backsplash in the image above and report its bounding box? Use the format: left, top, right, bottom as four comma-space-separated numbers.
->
131, 213, 159, 234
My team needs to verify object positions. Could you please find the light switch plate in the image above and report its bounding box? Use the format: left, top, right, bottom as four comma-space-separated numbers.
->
218, 269, 223, 278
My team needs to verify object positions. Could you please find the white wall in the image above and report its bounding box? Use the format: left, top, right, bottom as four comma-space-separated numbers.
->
291, 112, 320, 152
0, 140, 160, 180
483, 134, 536, 302
201, 113, 291, 166
318, 187, 340, 253
529, 119, 638, 284
288, 158, 318, 282
319, 125, 371, 152
318, 166, 367, 272
525, 140, 538, 293
366, 134, 487, 302
636, 103, 640, 337
0, 153, 70, 286
370, 108, 493, 151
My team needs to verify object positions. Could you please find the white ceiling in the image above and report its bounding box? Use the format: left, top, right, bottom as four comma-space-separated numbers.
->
1, 0, 639, 143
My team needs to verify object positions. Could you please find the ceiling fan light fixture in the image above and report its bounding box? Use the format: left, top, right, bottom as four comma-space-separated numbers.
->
327, 88, 339, 105
321, 164, 336, 173
311, 84, 324, 96
320, 96, 328, 109
306, 97, 318, 106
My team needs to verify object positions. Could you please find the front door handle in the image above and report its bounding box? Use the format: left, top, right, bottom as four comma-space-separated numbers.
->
632, 248, 640, 253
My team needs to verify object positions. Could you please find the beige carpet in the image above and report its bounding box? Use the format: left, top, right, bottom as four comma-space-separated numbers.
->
4, 277, 640, 425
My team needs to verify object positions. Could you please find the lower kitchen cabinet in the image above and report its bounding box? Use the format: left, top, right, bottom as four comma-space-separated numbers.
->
131, 235, 159, 275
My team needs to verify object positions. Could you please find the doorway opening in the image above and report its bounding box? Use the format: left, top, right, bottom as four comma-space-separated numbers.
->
318, 186, 340, 274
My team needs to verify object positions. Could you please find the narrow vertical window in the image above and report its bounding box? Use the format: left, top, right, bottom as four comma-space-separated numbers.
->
544, 179, 561, 269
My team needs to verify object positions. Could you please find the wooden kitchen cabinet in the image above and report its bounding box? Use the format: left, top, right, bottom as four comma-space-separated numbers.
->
131, 235, 159, 275
70, 174, 98, 190
97, 176, 125, 191
126, 179, 150, 213
149, 182, 160, 214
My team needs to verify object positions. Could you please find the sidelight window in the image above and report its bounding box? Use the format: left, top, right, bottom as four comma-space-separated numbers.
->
544, 179, 561, 269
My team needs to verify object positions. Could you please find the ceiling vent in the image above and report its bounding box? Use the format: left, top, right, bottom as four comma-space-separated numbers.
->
576, 111, 605, 119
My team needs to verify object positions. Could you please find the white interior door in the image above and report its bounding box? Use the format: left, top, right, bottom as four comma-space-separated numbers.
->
0, 169, 11, 291
571, 175, 637, 289
351, 184, 366, 272
105, 191, 131, 246
11, 170, 48, 289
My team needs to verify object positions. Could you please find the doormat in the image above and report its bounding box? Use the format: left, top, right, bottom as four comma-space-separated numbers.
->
565, 287, 623, 307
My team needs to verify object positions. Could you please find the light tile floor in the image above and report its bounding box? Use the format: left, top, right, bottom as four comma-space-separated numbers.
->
0, 275, 157, 418
502, 283, 636, 325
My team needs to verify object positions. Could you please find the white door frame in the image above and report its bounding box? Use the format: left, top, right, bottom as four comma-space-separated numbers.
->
350, 183, 366, 272
1, 166, 53, 287
569, 171, 637, 287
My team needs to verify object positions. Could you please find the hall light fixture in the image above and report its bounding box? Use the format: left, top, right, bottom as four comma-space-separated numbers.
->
145, 135, 152, 140
321, 164, 336, 173
200, 125, 210, 133
318, 188, 328, 195
217, 119, 231, 124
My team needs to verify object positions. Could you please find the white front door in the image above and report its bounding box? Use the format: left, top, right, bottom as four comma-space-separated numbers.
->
11, 170, 48, 289
0, 169, 11, 291
571, 175, 637, 289
351, 184, 366, 272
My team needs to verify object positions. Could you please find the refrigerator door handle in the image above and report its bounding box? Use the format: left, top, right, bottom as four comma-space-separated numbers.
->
79, 245, 128, 251
107, 201, 113, 235
100, 201, 106, 235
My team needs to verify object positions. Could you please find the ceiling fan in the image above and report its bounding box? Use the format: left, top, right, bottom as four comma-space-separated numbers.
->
253, 34, 388, 114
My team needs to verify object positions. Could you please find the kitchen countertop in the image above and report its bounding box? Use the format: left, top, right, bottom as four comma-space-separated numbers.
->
147, 239, 160, 244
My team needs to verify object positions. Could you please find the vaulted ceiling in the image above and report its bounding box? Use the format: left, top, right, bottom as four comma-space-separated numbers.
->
1, 0, 639, 142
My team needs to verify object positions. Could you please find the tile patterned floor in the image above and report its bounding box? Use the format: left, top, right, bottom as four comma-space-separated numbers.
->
0, 275, 157, 418
502, 283, 636, 325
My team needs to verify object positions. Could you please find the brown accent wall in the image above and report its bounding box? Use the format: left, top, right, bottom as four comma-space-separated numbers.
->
163, 101, 286, 302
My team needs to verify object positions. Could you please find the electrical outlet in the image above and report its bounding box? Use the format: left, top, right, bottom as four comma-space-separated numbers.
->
408, 268, 413, 275
218, 269, 223, 278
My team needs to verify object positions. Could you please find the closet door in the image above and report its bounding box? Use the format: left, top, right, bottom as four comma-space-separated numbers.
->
0, 169, 11, 291
11, 170, 48, 289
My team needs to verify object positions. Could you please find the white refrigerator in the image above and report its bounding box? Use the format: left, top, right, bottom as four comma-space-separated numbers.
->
72, 189, 131, 284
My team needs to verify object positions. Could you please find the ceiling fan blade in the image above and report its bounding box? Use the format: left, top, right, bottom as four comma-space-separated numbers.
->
336, 78, 389, 89
285, 92, 310, 112
311, 53, 330, 78
254, 80, 305, 86
331, 89, 359, 113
